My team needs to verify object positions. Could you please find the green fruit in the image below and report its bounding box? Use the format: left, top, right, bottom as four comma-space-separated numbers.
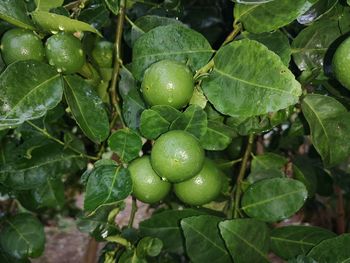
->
141, 60, 194, 109
92, 40, 114, 68
332, 37, 350, 90
128, 156, 171, 203
151, 130, 205, 183
174, 158, 224, 206
45, 33, 85, 74
1, 28, 45, 65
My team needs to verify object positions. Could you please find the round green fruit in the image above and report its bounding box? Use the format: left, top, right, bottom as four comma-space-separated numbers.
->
128, 156, 171, 204
332, 37, 350, 90
92, 40, 114, 68
45, 33, 85, 74
1, 28, 45, 65
174, 158, 224, 206
141, 60, 194, 109
151, 130, 205, 183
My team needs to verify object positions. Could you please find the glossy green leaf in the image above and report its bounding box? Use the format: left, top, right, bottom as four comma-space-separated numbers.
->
170, 104, 208, 139
298, 0, 338, 24
104, 0, 120, 15
0, 214, 45, 259
242, 30, 291, 66
308, 234, 350, 262
108, 128, 142, 163
0, 0, 35, 30
200, 120, 236, 151
64, 75, 109, 143
234, 0, 314, 33
139, 209, 206, 254
140, 105, 181, 139
0, 61, 63, 130
219, 219, 270, 263
292, 20, 342, 71
31, 10, 101, 35
84, 165, 132, 213
301, 94, 350, 167
34, 0, 64, 11
241, 178, 308, 222
181, 215, 232, 263
132, 24, 213, 80
271, 225, 336, 260
251, 152, 288, 172
119, 67, 146, 131
245, 169, 285, 188
136, 237, 163, 258
202, 39, 301, 118
78, 2, 110, 30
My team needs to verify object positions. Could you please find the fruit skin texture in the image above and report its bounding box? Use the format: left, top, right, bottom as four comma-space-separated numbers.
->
174, 158, 224, 206
128, 156, 171, 204
1, 28, 45, 65
45, 33, 85, 74
332, 37, 350, 90
92, 40, 114, 68
151, 130, 205, 183
141, 60, 194, 109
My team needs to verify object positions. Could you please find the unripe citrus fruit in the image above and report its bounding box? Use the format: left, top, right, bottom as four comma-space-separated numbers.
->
174, 158, 224, 206
141, 60, 194, 109
332, 37, 350, 90
128, 156, 171, 203
45, 33, 85, 74
1, 28, 45, 65
151, 130, 205, 183
92, 40, 114, 68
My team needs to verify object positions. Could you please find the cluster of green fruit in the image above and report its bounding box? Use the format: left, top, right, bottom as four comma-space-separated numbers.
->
129, 60, 225, 206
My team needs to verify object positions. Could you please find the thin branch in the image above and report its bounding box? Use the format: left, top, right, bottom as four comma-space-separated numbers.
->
109, 0, 127, 130
128, 197, 138, 228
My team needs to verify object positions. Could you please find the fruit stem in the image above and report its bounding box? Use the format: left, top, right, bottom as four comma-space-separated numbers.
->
26, 121, 99, 161
109, 0, 127, 129
231, 133, 254, 219
128, 197, 138, 228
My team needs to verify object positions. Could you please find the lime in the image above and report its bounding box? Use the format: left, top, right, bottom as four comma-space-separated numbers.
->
332, 36, 350, 90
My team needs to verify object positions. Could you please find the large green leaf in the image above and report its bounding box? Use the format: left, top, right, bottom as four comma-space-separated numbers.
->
0, 214, 45, 260
297, 0, 338, 24
0, 0, 35, 30
0, 61, 63, 130
251, 152, 288, 172
202, 40, 301, 118
84, 165, 132, 213
132, 24, 213, 80
301, 94, 350, 167
64, 75, 109, 143
170, 104, 208, 139
31, 10, 101, 35
219, 219, 270, 263
308, 234, 350, 263
292, 20, 342, 72
200, 121, 236, 151
139, 209, 206, 254
34, 0, 64, 11
234, 0, 315, 33
181, 215, 232, 263
241, 178, 308, 222
271, 226, 336, 260
108, 128, 142, 163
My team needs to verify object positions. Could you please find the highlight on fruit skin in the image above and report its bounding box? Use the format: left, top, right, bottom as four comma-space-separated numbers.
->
141, 59, 194, 109
128, 155, 171, 204
150, 130, 205, 183
174, 158, 224, 206
332, 36, 350, 91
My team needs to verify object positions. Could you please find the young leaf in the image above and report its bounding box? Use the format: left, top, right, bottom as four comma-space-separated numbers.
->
234, 0, 314, 33
200, 120, 236, 151
241, 178, 308, 222
108, 128, 142, 163
170, 104, 208, 139
0, 61, 63, 130
0, 213, 45, 260
34, 0, 64, 11
132, 24, 213, 80
308, 234, 350, 263
219, 218, 270, 263
202, 39, 301, 118
251, 152, 288, 172
301, 94, 350, 167
181, 215, 232, 263
64, 75, 109, 143
84, 165, 132, 213
271, 225, 336, 260
0, 0, 35, 30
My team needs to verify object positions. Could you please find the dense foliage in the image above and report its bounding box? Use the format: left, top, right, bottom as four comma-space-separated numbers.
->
0, 0, 350, 262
